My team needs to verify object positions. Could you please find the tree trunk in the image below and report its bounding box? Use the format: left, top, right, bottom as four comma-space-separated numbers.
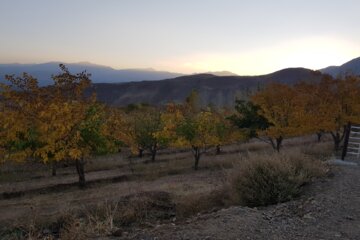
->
216, 145, 221, 155
316, 132, 322, 142
193, 147, 201, 170
51, 162, 57, 176
330, 127, 348, 152
341, 122, 351, 160
150, 144, 157, 162
269, 137, 282, 152
276, 136, 283, 152
75, 158, 86, 188
269, 138, 276, 151
331, 132, 342, 152
138, 148, 144, 158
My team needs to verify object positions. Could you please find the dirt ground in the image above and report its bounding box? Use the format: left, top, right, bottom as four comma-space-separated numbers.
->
124, 164, 360, 240
0, 169, 227, 225
0, 144, 239, 225
1, 136, 351, 240
0, 138, 285, 225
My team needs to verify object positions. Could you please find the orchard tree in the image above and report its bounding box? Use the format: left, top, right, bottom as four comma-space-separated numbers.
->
173, 110, 219, 170
102, 106, 129, 152
35, 65, 103, 187
294, 77, 337, 144
0, 74, 44, 163
229, 100, 270, 140
126, 109, 170, 162
213, 109, 243, 154
164, 91, 221, 169
328, 75, 360, 150
1, 65, 111, 187
0, 99, 31, 163
295, 75, 360, 151
251, 83, 303, 151
160, 92, 219, 170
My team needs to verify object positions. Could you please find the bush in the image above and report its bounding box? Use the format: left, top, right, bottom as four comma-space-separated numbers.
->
300, 142, 333, 161
1, 191, 176, 239
175, 189, 228, 219
230, 151, 327, 207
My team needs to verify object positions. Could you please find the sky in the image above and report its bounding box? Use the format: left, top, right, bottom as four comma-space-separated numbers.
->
0, 0, 360, 75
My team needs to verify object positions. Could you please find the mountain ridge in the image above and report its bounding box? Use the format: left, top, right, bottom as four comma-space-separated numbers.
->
2, 56, 360, 86
0, 62, 184, 85
92, 67, 322, 107
2, 57, 360, 107
320, 57, 360, 77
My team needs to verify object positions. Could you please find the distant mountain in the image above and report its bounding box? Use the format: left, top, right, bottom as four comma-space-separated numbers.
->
320, 57, 360, 77
203, 71, 238, 76
0, 62, 183, 85
0, 61, 328, 107
92, 68, 323, 107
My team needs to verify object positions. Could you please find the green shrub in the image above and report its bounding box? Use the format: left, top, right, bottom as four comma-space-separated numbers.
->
231, 151, 326, 207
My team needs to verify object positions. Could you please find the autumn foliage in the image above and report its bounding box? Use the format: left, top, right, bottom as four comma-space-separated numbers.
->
0, 65, 117, 187
0, 67, 243, 186
1, 66, 360, 185
160, 97, 241, 170
236, 75, 360, 151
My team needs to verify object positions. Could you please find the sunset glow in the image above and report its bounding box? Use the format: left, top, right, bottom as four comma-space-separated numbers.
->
1, 0, 359, 75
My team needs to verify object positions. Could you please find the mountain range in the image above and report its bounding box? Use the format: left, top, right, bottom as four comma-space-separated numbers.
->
0, 62, 183, 85
91, 56, 360, 107
1, 57, 360, 107
320, 57, 360, 77
92, 68, 322, 107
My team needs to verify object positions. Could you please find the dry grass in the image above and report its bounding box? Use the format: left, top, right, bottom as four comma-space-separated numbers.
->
229, 149, 328, 207
0, 137, 334, 239
300, 141, 333, 161
239, 141, 270, 152
175, 188, 230, 219
0, 161, 49, 184
128, 150, 241, 181
1, 191, 176, 240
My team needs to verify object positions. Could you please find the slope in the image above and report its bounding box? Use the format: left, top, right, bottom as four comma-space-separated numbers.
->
92, 68, 323, 107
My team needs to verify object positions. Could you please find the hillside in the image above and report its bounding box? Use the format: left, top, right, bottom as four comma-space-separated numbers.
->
137, 163, 360, 240
0, 62, 325, 107
0, 62, 183, 85
0, 139, 358, 240
92, 68, 323, 107
320, 57, 360, 77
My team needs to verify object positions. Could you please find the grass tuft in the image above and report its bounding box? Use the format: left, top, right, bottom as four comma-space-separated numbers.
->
229, 150, 327, 207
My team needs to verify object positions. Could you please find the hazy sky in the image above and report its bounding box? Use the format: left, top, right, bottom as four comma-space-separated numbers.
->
1, 0, 359, 75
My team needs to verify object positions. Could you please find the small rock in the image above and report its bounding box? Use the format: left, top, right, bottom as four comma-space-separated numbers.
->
42, 228, 51, 235
303, 213, 315, 220
344, 215, 355, 220
111, 228, 123, 237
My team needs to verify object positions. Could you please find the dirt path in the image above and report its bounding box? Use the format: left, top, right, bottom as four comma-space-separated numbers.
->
0, 169, 134, 194
127, 165, 360, 240
0, 170, 224, 225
